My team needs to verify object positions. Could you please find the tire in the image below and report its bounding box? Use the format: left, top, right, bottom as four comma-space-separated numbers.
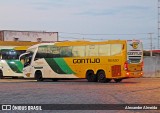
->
114, 79, 122, 83
86, 70, 97, 82
0, 70, 4, 79
97, 70, 108, 83
35, 71, 43, 82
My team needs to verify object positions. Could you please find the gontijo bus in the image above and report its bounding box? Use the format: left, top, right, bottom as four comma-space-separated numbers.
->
19, 40, 143, 82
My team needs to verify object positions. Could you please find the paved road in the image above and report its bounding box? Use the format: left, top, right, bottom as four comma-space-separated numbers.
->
0, 78, 159, 113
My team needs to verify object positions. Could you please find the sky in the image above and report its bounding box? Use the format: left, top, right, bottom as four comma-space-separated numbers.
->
0, 0, 158, 50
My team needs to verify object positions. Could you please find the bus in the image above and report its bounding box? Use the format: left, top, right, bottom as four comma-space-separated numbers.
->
19, 40, 143, 82
0, 41, 39, 79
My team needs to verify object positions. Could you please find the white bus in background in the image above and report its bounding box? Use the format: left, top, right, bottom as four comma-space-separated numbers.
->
0, 41, 39, 79
0, 46, 28, 78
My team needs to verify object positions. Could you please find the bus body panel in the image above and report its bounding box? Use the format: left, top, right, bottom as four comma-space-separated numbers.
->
0, 60, 23, 77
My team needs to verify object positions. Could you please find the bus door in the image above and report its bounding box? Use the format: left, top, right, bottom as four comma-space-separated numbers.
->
19, 52, 34, 78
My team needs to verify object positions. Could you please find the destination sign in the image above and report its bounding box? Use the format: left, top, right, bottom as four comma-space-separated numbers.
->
128, 51, 142, 55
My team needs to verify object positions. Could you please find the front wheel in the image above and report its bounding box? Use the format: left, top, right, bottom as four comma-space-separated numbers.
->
35, 71, 43, 82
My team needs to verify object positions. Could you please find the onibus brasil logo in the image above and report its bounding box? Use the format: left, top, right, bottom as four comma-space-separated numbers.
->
1, 105, 42, 111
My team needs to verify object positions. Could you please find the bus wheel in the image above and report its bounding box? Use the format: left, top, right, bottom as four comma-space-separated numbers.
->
114, 79, 122, 83
97, 70, 107, 83
0, 70, 4, 79
86, 70, 97, 82
35, 71, 43, 82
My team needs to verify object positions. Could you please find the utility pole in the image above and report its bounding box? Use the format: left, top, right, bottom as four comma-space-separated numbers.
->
158, 0, 160, 49
149, 33, 153, 56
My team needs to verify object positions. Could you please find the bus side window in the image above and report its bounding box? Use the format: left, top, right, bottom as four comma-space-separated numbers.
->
60, 46, 72, 57
72, 46, 85, 57
111, 44, 122, 56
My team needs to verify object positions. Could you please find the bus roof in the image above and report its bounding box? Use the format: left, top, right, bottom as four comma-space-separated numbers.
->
0, 41, 39, 46
27, 40, 141, 50
14, 46, 30, 50
27, 43, 54, 50
56, 40, 129, 46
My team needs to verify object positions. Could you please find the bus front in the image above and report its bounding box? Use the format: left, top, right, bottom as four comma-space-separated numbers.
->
124, 40, 143, 78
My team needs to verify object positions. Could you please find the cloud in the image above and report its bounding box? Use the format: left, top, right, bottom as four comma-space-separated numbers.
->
75, 5, 150, 16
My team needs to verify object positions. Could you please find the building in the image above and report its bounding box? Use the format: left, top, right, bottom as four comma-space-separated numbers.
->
143, 50, 160, 56
0, 30, 58, 42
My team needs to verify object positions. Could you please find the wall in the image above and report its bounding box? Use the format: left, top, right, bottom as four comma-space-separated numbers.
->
0, 31, 3, 41
2, 30, 58, 42
143, 56, 160, 77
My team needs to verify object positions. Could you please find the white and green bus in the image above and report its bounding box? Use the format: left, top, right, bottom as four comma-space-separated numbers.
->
0, 41, 39, 79
20, 40, 143, 82
0, 46, 27, 78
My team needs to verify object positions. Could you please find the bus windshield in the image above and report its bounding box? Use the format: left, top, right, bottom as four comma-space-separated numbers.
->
0, 49, 26, 60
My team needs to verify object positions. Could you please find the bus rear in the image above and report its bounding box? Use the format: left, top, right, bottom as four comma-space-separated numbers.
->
124, 40, 143, 78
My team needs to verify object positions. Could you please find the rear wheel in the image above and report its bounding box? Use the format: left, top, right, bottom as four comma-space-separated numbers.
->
35, 71, 43, 82
97, 70, 108, 83
114, 79, 122, 83
0, 70, 4, 79
86, 70, 97, 82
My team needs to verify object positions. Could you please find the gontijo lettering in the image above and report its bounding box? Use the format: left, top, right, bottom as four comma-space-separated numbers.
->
73, 58, 100, 64
128, 52, 142, 55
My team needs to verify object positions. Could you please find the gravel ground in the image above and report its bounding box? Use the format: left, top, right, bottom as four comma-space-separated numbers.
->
0, 78, 160, 113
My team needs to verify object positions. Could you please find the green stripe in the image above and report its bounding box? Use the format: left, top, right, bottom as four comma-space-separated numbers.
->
45, 58, 66, 74
45, 58, 75, 74
6, 60, 23, 73
54, 58, 75, 74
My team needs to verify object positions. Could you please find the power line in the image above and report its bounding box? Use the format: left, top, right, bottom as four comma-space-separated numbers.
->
59, 32, 150, 36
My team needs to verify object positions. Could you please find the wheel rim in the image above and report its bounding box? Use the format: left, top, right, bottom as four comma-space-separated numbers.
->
98, 71, 106, 83
99, 73, 104, 80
